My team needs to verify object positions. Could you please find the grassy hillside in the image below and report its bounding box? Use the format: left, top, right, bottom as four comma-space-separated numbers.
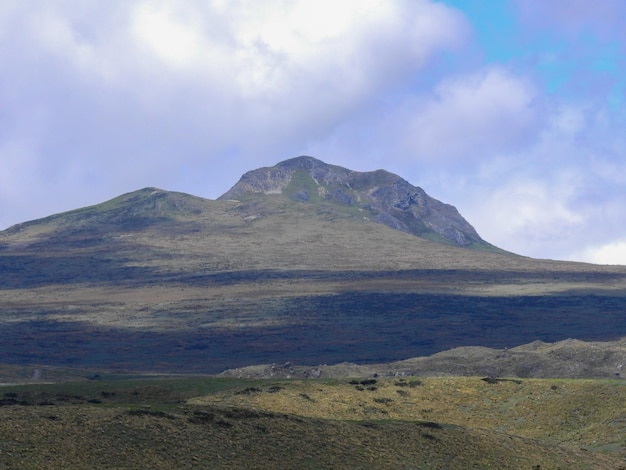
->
0, 376, 624, 469
1, 189, 626, 372
194, 376, 626, 454
3, 165, 626, 467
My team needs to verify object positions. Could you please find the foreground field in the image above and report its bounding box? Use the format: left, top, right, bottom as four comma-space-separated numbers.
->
0, 375, 625, 469
193, 376, 626, 454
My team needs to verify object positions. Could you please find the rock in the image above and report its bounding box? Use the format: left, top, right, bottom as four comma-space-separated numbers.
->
219, 156, 492, 248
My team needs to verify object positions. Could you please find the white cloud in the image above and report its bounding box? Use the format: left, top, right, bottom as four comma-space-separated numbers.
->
102, 0, 469, 103
402, 67, 541, 162
1, 0, 470, 117
464, 175, 584, 257
572, 241, 626, 265
0, 141, 39, 199
0, 0, 469, 229
1, 0, 624, 267
132, 3, 204, 68
551, 105, 586, 136
447, 109, 626, 260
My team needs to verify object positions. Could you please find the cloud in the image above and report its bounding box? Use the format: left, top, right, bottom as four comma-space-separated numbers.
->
573, 241, 626, 265
398, 80, 626, 261
511, 0, 626, 119
0, 1, 624, 266
0, 0, 469, 229
514, 0, 626, 40
401, 67, 541, 162
131, 3, 207, 68
460, 172, 584, 258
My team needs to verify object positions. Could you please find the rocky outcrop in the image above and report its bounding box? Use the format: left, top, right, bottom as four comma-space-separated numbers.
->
219, 337, 626, 380
219, 156, 490, 248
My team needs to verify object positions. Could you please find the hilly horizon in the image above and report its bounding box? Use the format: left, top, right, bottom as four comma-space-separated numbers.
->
6, 4, 626, 466
1, 156, 626, 374
219, 156, 493, 249
4, 156, 491, 251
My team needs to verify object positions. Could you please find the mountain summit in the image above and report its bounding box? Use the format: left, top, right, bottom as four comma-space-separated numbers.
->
220, 156, 489, 248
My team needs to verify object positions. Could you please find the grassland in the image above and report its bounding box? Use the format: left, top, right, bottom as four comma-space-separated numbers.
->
194, 376, 626, 451
1, 189, 626, 373
1, 375, 625, 469
2, 174, 626, 467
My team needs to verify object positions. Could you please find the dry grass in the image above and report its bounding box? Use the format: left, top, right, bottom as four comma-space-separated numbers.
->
2, 187, 626, 466
0, 376, 625, 469
2, 189, 626, 372
191, 376, 626, 456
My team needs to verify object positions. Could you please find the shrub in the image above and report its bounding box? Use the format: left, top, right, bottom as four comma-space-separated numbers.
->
373, 398, 393, 405
299, 393, 315, 402
235, 387, 262, 395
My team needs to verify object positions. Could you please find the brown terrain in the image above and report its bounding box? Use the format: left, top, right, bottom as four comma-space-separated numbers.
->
1, 156, 626, 467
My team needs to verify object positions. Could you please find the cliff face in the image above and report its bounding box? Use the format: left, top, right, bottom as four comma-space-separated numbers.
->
220, 156, 490, 248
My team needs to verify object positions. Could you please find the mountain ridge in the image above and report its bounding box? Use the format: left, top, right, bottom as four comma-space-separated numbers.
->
4, 156, 490, 252
2, 156, 626, 467
1, 156, 626, 373
219, 156, 492, 248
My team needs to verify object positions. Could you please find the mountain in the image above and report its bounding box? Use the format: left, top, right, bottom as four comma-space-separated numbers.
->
1, 156, 626, 374
219, 155, 490, 248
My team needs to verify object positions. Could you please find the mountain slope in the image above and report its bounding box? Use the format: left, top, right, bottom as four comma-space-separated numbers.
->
220, 156, 491, 248
1, 157, 626, 373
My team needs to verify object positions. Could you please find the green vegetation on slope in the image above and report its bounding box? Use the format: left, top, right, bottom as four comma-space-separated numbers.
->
1, 186, 626, 373
0, 376, 624, 469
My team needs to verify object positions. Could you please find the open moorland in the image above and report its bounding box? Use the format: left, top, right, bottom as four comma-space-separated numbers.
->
1, 184, 626, 373
0, 374, 626, 469
2, 158, 626, 467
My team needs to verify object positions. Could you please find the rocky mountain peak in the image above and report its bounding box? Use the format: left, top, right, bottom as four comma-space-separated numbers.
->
219, 156, 491, 248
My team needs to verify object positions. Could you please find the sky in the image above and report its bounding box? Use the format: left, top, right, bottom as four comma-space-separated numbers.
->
1, 0, 625, 264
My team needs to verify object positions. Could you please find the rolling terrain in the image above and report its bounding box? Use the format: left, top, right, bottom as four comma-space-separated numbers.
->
0, 375, 624, 469
0, 156, 625, 373
2, 156, 626, 468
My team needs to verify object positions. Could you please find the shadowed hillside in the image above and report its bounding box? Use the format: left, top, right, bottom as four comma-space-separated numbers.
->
0, 157, 626, 373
